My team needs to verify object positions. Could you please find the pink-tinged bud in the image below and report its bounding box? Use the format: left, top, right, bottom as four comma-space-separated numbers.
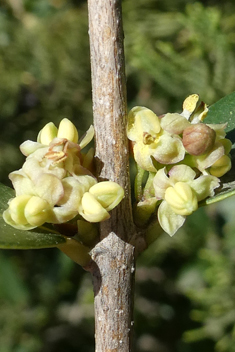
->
183, 123, 216, 156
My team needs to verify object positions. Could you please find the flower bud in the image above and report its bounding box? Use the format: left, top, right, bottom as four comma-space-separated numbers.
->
24, 196, 51, 226
165, 182, 198, 216
183, 123, 216, 156
88, 181, 124, 211
219, 138, 232, 155
57, 118, 78, 143
37, 122, 58, 145
209, 155, 231, 177
8, 195, 32, 225
80, 192, 110, 222
20, 141, 44, 156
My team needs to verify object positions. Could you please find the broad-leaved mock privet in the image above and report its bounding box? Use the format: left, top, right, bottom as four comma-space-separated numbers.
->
127, 94, 232, 236
4, 118, 124, 231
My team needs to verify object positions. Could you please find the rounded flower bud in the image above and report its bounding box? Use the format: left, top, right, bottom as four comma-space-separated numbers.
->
80, 192, 110, 222
8, 195, 32, 225
164, 182, 198, 216
220, 138, 232, 155
183, 123, 216, 156
88, 181, 124, 211
57, 118, 78, 143
24, 196, 51, 226
37, 122, 58, 145
209, 155, 231, 177
4, 195, 52, 229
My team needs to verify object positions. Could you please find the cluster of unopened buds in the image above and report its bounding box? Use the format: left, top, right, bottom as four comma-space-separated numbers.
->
3, 119, 124, 231
127, 94, 232, 236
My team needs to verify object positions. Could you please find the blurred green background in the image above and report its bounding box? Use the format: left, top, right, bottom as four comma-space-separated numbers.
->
0, 0, 235, 351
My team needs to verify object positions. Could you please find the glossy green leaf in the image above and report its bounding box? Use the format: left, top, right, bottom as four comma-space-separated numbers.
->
0, 183, 66, 249
206, 91, 235, 146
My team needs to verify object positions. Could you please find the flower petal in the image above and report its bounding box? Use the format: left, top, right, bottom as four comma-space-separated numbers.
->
160, 113, 190, 134
57, 177, 89, 211
23, 151, 67, 180
9, 170, 35, 196
157, 200, 186, 236
153, 167, 172, 199
48, 207, 78, 224
168, 165, 196, 183
206, 123, 227, 140
34, 173, 64, 206
127, 106, 161, 142
20, 140, 45, 156
133, 143, 157, 172
79, 125, 94, 149
3, 208, 36, 230
193, 142, 225, 171
190, 175, 220, 201
153, 134, 185, 164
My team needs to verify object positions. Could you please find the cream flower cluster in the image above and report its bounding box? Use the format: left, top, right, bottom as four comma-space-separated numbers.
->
4, 119, 124, 230
127, 94, 232, 236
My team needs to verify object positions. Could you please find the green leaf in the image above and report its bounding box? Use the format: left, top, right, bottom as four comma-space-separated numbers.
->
206, 91, 235, 146
0, 183, 66, 249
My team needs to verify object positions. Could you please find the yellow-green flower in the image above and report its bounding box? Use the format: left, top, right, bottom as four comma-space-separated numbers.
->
154, 165, 220, 236
79, 181, 125, 222
164, 182, 198, 216
127, 107, 185, 171
4, 119, 124, 230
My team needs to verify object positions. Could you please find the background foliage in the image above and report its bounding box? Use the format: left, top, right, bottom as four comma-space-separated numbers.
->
0, 0, 235, 351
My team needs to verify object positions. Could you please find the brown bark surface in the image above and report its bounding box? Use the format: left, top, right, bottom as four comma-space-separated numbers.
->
90, 233, 135, 352
87, 0, 136, 351
88, 0, 133, 242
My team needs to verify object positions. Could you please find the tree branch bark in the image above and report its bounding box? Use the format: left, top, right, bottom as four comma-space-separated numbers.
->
88, 0, 133, 243
87, 0, 136, 351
